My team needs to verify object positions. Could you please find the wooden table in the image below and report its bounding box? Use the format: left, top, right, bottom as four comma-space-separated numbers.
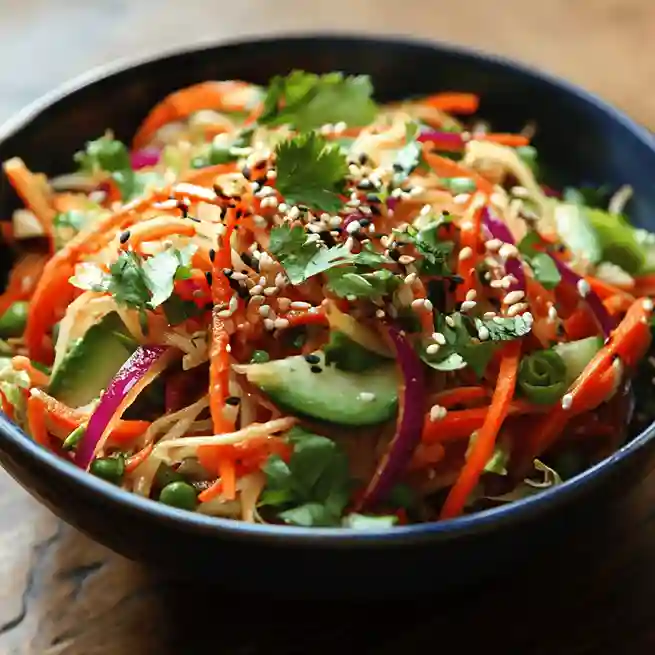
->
1, 1, 654, 652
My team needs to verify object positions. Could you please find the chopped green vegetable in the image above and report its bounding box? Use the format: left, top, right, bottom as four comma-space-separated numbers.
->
159, 481, 198, 510
441, 177, 477, 194
342, 513, 399, 529
326, 267, 400, 300
517, 232, 561, 289
75, 134, 131, 173
260, 426, 352, 527
554, 200, 602, 265
517, 349, 568, 404
274, 132, 348, 212
0, 301, 28, 338
394, 222, 454, 276
90, 455, 125, 485
250, 349, 271, 364
323, 331, 386, 372
473, 315, 533, 341
191, 127, 254, 169
62, 424, 86, 451
259, 71, 377, 131
516, 145, 539, 175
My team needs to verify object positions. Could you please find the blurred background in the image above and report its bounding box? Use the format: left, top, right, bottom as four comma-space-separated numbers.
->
0, 1, 655, 653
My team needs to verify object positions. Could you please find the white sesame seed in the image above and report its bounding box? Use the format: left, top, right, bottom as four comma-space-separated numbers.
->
561, 393, 573, 410
510, 186, 530, 199
258, 185, 276, 197
460, 300, 477, 312
358, 391, 376, 402
258, 304, 271, 317
485, 238, 503, 252
577, 279, 590, 298
274, 272, 287, 288
319, 123, 334, 135
266, 169, 277, 180
348, 164, 361, 176
344, 237, 355, 252
225, 343, 232, 353
501, 274, 518, 289
375, 309, 386, 319
258, 275, 268, 286
503, 290, 526, 305
346, 220, 361, 234
217, 309, 233, 318
404, 272, 418, 285
643, 299, 654, 312
288, 206, 300, 219
277, 298, 291, 312
278, 203, 289, 213
490, 192, 507, 208
263, 318, 275, 331
466, 289, 477, 302
329, 216, 343, 228
426, 344, 441, 355
433, 332, 447, 345
274, 318, 290, 330
409, 185, 424, 197
483, 311, 497, 320
420, 204, 432, 216
228, 295, 239, 312
253, 214, 267, 227
498, 243, 519, 259
523, 312, 534, 326
507, 302, 528, 317
398, 255, 416, 265
454, 193, 471, 205
459, 246, 473, 261
424, 299, 434, 312
249, 294, 265, 304
231, 272, 247, 281
411, 298, 426, 311
445, 316, 456, 327
290, 301, 311, 310
490, 280, 504, 289
347, 197, 361, 208
429, 405, 448, 421
264, 286, 278, 297
478, 326, 490, 341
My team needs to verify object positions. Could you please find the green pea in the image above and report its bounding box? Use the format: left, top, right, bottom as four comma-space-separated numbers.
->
159, 481, 198, 510
62, 424, 86, 451
90, 455, 125, 484
155, 463, 185, 488
0, 301, 28, 338
250, 349, 270, 364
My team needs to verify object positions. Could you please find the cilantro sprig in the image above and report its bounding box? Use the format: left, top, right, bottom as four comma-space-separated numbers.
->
70, 246, 197, 320
391, 122, 430, 184
394, 219, 454, 277
259, 426, 352, 527
269, 224, 391, 285
259, 70, 377, 131
274, 132, 349, 212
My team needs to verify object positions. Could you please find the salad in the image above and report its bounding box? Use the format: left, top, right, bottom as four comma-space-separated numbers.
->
0, 71, 653, 529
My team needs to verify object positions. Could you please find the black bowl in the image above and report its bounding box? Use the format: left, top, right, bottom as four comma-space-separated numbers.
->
1, 35, 655, 598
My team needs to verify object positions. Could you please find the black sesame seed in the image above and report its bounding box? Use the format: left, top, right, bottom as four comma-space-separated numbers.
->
225, 396, 241, 406
366, 193, 381, 204
236, 209, 243, 219
253, 160, 267, 170
357, 180, 374, 191
319, 230, 337, 248
176, 200, 189, 217
228, 277, 242, 293
304, 354, 321, 364
369, 204, 382, 216
188, 215, 201, 223
388, 248, 401, 262
205, 302, 214, 311
392, 162, 404, 172
254, 176, 268, 186
240, 252, 253, 268
237, 286, 250, 300
359, 218, 371, 227
242, 167, 252, 180
205, 271, 213, 286
119, 230, 131, 244
223, 268, 233, 278
358, 153, 368, 165
310, 365, 322, 374
209, 248, 216, 263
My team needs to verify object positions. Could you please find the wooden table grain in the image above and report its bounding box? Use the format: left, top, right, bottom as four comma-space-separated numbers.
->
0, 1, 654, 652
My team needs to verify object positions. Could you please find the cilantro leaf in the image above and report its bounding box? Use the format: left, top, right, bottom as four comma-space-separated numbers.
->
259, 70, 377, 131
142, 245, 195, 308
75, 134, 130, 173
107, 252, 151, 309
395, 221, 454, 276
260, 426, 352, 527
269, 225, 391, 285
274, 132, 348, 212
191, 127, 255, 169
326, 267, 400, 300
473, 315, 532, 341
517, 232, 561, 289
392, 122, 430, 184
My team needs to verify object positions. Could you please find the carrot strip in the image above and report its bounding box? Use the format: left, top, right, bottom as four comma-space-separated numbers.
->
455, 203, 484, 303
422, 93, 479, 114
218, 457, 237, 501
429, 386, 489, 409
480, 133, 530, 147
0, 254, 47, 316
423, 150, 495, 194
132, 80, 253, 150
586, 275, 634, 300
198, 477, 223, 503
439, 341, 521, 519
515, 298, 652, 474
182, 163, 238, 185
27, 394, 50, 447
125, 443, 154, 473
282, 309, 328, 329
11, 356, 50, 386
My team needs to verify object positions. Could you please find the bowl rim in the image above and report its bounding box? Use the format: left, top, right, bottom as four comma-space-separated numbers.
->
1, 32, 654, 546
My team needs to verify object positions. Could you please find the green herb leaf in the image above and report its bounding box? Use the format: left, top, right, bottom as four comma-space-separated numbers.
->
326, 266, 399, 300
274, 132, 349, 212
517, 232, 562, 289
270, 225, 391, 285
259, 70, 377, 131
395, 222, 454, 276
392, 122, 430, 183
473, 315, 532, 341
75, 134, 130, 173
260, 426, 352, 527
142, 245, 196, 308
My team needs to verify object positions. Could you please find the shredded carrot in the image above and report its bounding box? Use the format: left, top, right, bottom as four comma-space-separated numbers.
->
439, 341, 521, 519
125, 443, 154, 473
480, 133, 530, 148
429, 386, 489, 409
422, 93, 480, 114
282, 309, 328, 329
515, 298, 652, 475
11, 356, 50, 386
424, 150, 495, 194
218, 457, 237, 500
27, 394, 50, 447
455, 203, 484, 302
586, 275, 635, 300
